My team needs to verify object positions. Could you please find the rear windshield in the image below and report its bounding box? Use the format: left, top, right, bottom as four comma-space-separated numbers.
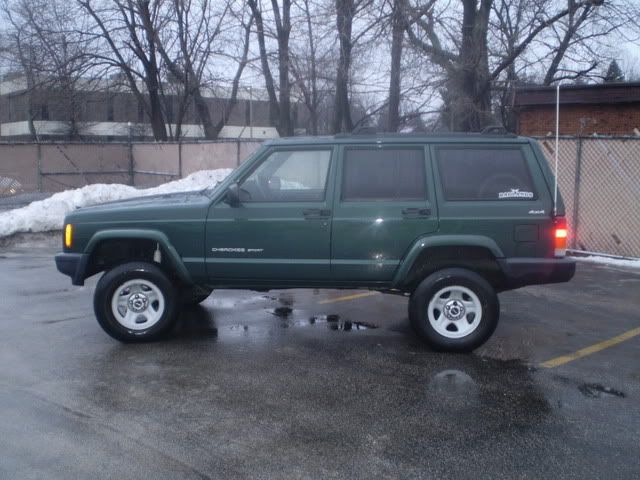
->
436, 147, 537, 201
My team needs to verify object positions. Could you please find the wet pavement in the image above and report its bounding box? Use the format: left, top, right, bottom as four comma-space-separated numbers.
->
1, 241, 639, 479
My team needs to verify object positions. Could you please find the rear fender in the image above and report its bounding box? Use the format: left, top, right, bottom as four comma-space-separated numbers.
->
391, 235, 505, 289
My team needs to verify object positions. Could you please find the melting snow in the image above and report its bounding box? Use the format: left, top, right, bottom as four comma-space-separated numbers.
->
0, 169, 232, 237
574, 255, 640, 269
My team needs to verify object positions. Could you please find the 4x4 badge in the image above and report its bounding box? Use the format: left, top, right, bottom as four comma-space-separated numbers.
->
498, 188, 534, 199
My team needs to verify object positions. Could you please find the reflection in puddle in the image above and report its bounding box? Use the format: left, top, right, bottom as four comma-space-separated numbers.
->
310, 314, 378, 331
271, 306, 293, 317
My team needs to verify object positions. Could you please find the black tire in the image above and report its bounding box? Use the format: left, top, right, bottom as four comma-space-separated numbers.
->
181, 287, 213, 306
93, 262, 178, 342
408, 268, 499, 352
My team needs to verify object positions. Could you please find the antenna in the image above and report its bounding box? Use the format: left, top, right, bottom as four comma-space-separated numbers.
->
554, 84, 560, 217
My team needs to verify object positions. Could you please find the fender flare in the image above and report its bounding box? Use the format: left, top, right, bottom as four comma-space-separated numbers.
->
391, 235, 505, 289
79, 229, 193, 285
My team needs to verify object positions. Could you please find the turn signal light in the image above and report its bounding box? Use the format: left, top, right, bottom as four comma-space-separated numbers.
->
554, 217, 567, 257
64, 224, 73, 248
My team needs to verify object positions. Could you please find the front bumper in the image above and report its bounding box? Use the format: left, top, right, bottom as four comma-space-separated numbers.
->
498, 257, 576, 290
55, 252, 89, 286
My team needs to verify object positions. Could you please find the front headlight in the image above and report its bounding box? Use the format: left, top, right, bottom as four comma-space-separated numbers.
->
64, 224, 73, 249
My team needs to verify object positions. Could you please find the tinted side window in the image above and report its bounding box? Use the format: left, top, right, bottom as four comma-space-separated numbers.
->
240, 149, 331, 202
342, 148, 426, 201
436, 148, 537, 201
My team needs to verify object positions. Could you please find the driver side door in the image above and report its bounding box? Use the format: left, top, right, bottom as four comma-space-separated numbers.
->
205, 147, 335, 282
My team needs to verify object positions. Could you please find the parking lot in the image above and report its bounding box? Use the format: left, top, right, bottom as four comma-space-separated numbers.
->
1, 238, 639, 479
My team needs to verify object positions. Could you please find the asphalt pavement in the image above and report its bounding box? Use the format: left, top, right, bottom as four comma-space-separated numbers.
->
1, 239, 639, 479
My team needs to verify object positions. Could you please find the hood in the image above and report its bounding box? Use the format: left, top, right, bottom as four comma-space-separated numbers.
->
67, 190, 211, 224
78, 190, 207, 213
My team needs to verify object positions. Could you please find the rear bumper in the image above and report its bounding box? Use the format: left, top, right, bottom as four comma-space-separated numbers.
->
55, 252, 89, 286
498, 257, 576, 290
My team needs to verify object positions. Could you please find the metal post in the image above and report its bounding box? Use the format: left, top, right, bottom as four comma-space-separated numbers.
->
554, 84, 560, 216
571, 138, 584, 250
249, 86, 253, 139
236, 140, 241, 167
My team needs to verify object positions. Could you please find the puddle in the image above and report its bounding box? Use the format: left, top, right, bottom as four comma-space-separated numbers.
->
578, 383, 625, 398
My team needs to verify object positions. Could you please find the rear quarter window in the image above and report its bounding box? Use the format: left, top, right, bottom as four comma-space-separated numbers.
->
436, 147, 537, 201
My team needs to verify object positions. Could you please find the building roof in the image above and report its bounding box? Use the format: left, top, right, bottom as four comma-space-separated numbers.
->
514, 82, 640, 107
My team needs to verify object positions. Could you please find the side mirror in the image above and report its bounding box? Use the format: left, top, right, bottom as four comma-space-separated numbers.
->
225, 183, 241, 207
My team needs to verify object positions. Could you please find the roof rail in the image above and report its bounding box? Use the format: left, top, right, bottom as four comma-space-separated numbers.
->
481, 125, 509, 135
351, 126, 379, 135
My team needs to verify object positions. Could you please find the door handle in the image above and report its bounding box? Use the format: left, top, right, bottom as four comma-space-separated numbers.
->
402, 208, 431, 217
303, 208, 331, 219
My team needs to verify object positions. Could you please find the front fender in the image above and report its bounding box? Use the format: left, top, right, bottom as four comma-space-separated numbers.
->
391, 235, 505, 289
81, 229, 193, 285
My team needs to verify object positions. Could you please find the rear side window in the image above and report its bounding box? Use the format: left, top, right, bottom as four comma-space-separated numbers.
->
436, 147, 537, 201
342, 148, 426, 201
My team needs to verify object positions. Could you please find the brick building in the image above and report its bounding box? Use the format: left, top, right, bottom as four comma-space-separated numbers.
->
0, 74, 301, 141
514, 82, 640, 136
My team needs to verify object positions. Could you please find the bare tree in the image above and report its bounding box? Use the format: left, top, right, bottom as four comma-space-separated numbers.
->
248, 0, 293, 137
289, 0, 335, 135
2, 0, 99, 139
152, 0, 252, 139
78, 0, 169, 141
404, 0, 609, 131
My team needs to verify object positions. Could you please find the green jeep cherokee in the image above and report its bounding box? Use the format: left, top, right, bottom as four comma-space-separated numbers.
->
55, 133, 575, 351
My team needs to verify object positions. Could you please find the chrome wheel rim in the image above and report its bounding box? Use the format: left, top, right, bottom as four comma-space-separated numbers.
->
427, 286, 482, 339
111, 279, 165, 330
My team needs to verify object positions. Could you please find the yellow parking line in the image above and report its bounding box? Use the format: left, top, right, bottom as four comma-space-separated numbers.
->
540, 327, 640, 369
318, 291, 379, 305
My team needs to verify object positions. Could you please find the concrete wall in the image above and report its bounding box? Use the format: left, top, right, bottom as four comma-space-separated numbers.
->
0, 140, 263, 193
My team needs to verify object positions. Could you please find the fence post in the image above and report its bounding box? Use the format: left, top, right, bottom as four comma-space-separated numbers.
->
128, 124, 134, 186
36, 142, 42, 193
236, 140, 241, 167
571, 137, 583, 250
178, 140, 183, 178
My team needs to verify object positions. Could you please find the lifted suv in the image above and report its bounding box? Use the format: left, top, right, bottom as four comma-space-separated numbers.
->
55, 133, 575, 351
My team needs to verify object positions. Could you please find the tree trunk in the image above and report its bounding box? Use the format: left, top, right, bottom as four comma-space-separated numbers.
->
387, 0, 404, 132
277, 31, 292, 136
449, 0, 492, 132
333, 0, 355, 133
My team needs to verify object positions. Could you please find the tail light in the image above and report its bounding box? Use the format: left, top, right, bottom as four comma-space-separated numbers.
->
553, 217, 567, 257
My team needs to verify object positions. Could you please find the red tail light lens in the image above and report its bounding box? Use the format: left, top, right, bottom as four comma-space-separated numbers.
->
554, 217, 567, 257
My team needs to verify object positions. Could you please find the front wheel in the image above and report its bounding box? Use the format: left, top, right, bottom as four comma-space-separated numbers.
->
409, 268, 499, 352
93, 262, 178, 342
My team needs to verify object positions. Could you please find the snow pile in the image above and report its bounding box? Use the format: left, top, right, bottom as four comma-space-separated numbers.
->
0, 169, 232, 238
574, 254, 640, 269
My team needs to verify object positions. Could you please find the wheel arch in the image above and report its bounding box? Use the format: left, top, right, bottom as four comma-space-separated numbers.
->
392, 235, 506, 292
79, 229, 193, 286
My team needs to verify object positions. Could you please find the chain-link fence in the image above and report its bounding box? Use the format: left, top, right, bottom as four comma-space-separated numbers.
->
536, 136, 640, 258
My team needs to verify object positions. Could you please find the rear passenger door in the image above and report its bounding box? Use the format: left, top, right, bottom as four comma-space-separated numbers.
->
330, 145, 438, 282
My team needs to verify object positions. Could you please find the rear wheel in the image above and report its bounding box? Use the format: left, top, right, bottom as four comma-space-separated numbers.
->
409, 268, 499, 352
94, 262, 178, 342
